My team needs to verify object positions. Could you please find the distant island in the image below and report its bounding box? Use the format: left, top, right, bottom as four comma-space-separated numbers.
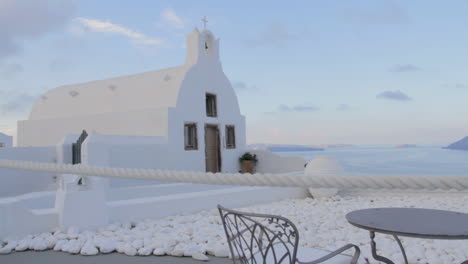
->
267, 146, 324, 152
315, 144, 354, 148
444, 136, 468, 151
395, 144, 417, 148
248, 144, 354, 152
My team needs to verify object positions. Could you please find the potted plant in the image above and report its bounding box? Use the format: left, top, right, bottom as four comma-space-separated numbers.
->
239, 152, 258, 173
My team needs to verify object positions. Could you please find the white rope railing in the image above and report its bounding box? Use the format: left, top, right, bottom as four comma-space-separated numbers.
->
1, 159, 468, 190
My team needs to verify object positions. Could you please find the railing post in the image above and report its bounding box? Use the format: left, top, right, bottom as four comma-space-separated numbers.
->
55, 133, 109, 231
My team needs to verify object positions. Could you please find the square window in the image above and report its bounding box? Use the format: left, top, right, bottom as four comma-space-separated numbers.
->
206, 93, 217, 117
226, 125, 236, 149
184, 123, 198, 150
0, 143, 4, 148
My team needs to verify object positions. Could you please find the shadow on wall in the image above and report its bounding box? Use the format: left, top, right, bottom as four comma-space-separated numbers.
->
0, 147, 57, 197
0, 133, 13, 148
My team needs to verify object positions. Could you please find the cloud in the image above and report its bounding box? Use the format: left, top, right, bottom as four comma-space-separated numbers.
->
337, 104, 352, 111
0, 93, 37, 114
440, 83, 468, 89
376, 90, 412, 101
232, 81, 258, 91
443, 83, 468, 89
76, 18, 162, 45
232, 81, 247, 90
0, 0, 75, 59
0, 63, 23, 79
160, 8, 185, 29
248, 22, 293, 47
390, 64, 422, 73
342, 0, 408, 25
278, 104, 319, 112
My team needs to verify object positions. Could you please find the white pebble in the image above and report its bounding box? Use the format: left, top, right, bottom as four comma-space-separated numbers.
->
124, 246, 137, 256
67, 227, 80, 239
32, 238, 47, 251
80, 243, 99, 256
99, 240, 116, 254
0, 242, 16, 254
171, 247, 185, 257
192, 252, 210, 261
66, 240, 82, 254
131, 239, 143, 249
53, 240, 67, 251
15, 240, 30, 252
153, 247, 166, 256
138, 247, 152, 256
214, 246, 229, 257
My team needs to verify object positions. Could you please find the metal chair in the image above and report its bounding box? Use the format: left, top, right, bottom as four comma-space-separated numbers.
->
218, 205, 361, 264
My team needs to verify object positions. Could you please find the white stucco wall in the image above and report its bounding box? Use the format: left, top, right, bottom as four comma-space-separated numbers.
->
80, 131, 243, 188
167, 59, 247, 173
251, 150, 307, 173
0, 147, 57, 197
18, 108, 169, 147
81, 133, 167, 187
108, 186, 308, 223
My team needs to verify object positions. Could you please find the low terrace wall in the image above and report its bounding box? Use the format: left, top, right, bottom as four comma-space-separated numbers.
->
0, 182, 308, 240
0, 147, 56, 197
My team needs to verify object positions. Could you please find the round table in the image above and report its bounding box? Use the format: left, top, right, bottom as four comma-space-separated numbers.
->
346, 208, 468, 264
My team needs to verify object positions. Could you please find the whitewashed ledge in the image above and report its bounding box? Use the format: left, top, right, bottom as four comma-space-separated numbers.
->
1, 192, 467, 264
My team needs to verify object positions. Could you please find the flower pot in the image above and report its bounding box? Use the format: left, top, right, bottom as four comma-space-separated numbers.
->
241, 160, 256, 174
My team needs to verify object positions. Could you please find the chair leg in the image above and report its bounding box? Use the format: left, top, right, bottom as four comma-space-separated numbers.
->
297, 244, 360, 264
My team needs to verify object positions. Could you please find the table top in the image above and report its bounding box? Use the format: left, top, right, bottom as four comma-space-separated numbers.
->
346, 208, 468, 239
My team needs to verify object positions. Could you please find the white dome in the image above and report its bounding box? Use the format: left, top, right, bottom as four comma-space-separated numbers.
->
305, 156, 344, 177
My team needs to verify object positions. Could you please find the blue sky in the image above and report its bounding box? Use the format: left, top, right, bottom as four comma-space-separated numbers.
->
1, 0, 468, 145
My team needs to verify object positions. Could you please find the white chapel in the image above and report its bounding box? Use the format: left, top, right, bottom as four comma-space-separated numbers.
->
17, 26, 246, 173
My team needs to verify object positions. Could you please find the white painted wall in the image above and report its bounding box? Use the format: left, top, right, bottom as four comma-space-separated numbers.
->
18, 108, 169, 147
168, 57, 247, 173
0, 198, 57, 240
251, 150, 307, 173
0, 133, 12, 148
0, 183, 308, 240
0, 147, 57, 197
108, 186, 308, 223
77, 132, 243, 188
107, 183, 233, 201
80, 133, 166, 187
56, 134, 80, 165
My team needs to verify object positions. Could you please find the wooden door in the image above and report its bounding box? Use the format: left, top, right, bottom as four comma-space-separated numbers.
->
205, 125, 221, 172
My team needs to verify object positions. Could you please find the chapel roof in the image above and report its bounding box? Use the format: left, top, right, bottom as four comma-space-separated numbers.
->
29, 65, 188, 120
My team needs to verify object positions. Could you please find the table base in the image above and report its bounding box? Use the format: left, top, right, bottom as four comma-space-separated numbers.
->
370, 231, 407, 264
369, 231, 468, 264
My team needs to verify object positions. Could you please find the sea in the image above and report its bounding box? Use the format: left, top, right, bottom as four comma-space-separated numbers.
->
275, 145, 468, 176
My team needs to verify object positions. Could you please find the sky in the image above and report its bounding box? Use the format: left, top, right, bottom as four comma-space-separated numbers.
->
0, 0, 468, 145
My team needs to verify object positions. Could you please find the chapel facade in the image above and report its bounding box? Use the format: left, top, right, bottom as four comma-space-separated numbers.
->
18, 27, 246, 173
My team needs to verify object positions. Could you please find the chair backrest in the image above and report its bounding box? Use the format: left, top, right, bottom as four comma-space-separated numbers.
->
218, 205, 300, 264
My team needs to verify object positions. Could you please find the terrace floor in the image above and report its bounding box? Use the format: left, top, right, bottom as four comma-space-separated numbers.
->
0, 251, 231, 264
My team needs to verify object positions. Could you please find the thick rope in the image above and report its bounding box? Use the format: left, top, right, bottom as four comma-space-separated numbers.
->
1, 159, 468, 190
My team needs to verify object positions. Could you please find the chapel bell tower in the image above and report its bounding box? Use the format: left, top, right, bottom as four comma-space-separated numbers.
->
185, 17, 220, 66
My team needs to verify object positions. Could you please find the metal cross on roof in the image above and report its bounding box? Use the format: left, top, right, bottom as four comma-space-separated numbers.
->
202, 16, 208, 30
